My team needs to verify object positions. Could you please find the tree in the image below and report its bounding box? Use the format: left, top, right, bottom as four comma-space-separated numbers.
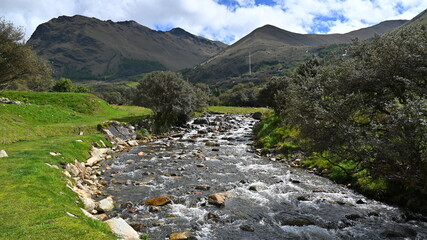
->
52, 78, 73, 92
133, 71, 203, 132
0, 17, 51, 89
276, 23, 427, 206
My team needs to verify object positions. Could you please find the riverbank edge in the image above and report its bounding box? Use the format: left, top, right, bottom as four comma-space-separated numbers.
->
253, 112, 427, 217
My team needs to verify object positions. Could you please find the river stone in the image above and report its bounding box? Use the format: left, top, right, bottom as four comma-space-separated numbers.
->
240, 224, 255, 232
66, 163, 80, 177
81, 197, 96, 212
80, 208, 98, 220
252, 112, 263, 120
97, 196, 114, 212
169, 232, 190, 240
193, 118, 209, 125
143, 196, 172, 206
106, 217, 139, 240
208, 192, 228, 207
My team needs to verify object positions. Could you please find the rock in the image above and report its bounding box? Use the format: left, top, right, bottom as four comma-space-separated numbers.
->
66, 163, 80, 177
240, 224, 255, 232
149, 206, 161, 212
81, 208, 98, 220
128, 140, 139, 146
106, 217, 139, 240
130, 223, 145, 231
49, 152, 61, 156
120, 201, 134, 209
296, 196, 310, 201
128, 207, 139, 213
211, 148, 220, 152
193, 118, 209, 125
94, 213, 108, 221
249, 185, 265, 192
44, 163, 59, 169
97, 196, 114, 212
356, 199, 366, 204
169, 232, 191, 240
252, 112, 263, 120
208, 192, 228, 207
86, 147, 109, 166
137, 152, 146, 156
195, 185, 210, 190
81, 197, 96, 212
0, 97, 21, 104
74, 160, 87, 178
196, 163, 206, 168
126, 159, 135, 164
143, 196, 172, 206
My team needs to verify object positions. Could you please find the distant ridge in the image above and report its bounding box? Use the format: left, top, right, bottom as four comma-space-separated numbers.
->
184, 19, 408, 86
28, 15, 227, 80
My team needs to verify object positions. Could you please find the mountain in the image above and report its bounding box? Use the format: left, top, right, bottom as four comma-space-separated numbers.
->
184, 19, 407, 87
28, 15, 227, 80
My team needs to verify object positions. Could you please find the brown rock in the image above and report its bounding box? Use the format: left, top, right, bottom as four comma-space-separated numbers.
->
143, 196, 172, 206
130, 223, 145, 231
94, 213, 108, 221
195, 185, 210, 191
169, 232, 190, 240
137, 152, 146, 156
208, 192, 228, 207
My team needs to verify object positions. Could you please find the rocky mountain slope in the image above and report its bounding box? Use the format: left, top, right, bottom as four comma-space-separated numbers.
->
28, 15, 227, 80
184, 19, 407, 86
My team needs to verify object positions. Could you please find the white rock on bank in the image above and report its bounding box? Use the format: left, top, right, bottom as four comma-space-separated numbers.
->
97, 196, 114, 212
86, 147, 109, 166
106, 217, 139, 240
0, 150, 8, 158
81, 197, 97, 212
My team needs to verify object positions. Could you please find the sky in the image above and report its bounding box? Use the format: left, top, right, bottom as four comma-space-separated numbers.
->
1, 0, 426, 44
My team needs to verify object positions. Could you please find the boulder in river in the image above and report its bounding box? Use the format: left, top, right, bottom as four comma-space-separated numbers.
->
208, 192, 229, 207
251, 112, 263, 120
97, 196, 114, 212
169, 231, 193, 240
193, 118, 209, 125
143, 196, 172, 206
106, 217, 139, 240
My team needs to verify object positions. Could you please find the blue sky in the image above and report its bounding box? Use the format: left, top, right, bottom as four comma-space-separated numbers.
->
0, 0, 426, 44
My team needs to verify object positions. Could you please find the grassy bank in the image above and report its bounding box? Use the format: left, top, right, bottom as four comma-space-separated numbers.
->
0, 91, 151, 239
0, 91, 151, 144
205, 106, 272, 114
0, 135, 116, 240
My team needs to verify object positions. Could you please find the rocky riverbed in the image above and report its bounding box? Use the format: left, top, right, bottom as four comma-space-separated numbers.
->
99, 114, 427, 240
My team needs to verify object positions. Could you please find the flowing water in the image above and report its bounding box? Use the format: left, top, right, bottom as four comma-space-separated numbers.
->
101, 114, 427, 239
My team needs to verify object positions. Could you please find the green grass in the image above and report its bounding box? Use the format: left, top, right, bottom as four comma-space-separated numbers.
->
0, 91, 151, 144
0, 134, 117, 240
205, 106, 272, 114
0, 91, 152, 239
253, 112, 300, 152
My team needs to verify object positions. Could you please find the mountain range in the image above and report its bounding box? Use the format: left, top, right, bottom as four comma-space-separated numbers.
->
28, 9, 427, 87
28, 15, 227, 80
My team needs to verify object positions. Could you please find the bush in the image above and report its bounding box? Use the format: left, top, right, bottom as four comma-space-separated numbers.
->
133, 71, 204, 132
274, 23, 427, 207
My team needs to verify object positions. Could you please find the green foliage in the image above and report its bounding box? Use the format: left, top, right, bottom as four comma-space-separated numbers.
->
53, 77, 73, 92
52, 78, 91, 93
254, 112, 300, 152
205, 106, 272, 115
270, 22, 427, 210
219, 82, 259, 107
0, 17, 52, 89
134, 71, 205, 132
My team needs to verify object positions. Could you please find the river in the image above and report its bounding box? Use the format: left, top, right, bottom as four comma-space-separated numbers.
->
100, 114, 427, 240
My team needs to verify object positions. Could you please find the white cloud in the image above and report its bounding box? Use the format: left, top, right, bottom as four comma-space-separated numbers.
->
0, 0, 426, 44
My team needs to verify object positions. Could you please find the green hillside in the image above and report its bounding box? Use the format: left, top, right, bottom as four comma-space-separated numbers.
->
0, 91, 151, 144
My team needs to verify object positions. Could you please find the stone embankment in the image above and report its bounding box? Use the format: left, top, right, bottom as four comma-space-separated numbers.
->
57, 121, 141, 240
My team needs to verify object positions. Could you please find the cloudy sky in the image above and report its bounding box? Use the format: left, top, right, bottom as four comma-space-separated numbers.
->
1, 0, 426, 44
